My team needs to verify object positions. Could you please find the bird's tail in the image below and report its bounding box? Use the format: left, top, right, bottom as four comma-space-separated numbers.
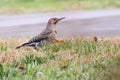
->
15, 43, 29, 49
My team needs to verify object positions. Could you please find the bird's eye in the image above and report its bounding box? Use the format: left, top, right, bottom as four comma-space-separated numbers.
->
54, 19, 56, 21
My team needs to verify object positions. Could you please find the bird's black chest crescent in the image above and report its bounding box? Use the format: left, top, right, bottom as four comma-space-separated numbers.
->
53, 31, 57, 36
55, 31, 57, 34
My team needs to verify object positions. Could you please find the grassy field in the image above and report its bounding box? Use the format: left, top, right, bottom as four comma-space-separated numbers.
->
0, 37, 120, 80
0, 0, 120, 14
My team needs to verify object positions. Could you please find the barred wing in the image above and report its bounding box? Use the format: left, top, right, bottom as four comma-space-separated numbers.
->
28, 29, 53, 43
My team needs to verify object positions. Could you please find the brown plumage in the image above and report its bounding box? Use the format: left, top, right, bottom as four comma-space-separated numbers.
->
16, 17, 65, 49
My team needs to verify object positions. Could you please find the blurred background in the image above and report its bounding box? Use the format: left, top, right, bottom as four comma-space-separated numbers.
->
0, 0, 120, 14
0, 0, 120, 38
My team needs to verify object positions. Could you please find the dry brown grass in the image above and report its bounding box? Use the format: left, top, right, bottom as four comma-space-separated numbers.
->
0, 37, 120, 64
0, 37, 120, 80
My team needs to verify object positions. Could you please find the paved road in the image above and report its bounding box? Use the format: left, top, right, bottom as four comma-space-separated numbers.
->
0, 9, 120, 38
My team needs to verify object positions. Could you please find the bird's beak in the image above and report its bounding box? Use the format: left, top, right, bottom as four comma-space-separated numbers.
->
54, 17, 65, 24
58, 17, 66, 21
55, 17, 65, 24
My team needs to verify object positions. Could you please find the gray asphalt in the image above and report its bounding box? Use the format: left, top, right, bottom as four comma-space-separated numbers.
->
0, 9, 120, 38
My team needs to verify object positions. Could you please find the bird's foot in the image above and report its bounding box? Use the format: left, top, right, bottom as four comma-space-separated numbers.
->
52, 39, 65, 44
59, 40, 65, 44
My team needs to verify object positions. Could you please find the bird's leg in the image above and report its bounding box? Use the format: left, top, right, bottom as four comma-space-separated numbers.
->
32, 44, 37, 50
34, 46, 37, 50
52, 38, 65, 44
34, 43, 40, 50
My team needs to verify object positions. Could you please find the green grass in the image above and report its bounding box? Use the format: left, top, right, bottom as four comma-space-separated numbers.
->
0, 0, 120, 14
0, 37, 120, 80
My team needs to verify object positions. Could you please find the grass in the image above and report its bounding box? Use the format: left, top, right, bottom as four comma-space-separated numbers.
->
0, 37, 120, 80
0, 0, 120, 14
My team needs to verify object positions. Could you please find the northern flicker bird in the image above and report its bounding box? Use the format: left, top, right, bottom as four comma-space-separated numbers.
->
16, 17, 65, 49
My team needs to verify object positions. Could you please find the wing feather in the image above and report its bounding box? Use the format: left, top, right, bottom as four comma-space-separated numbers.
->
28, 29, 53, 43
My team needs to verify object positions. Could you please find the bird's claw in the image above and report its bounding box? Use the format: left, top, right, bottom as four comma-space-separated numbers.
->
52, 39, 65, 44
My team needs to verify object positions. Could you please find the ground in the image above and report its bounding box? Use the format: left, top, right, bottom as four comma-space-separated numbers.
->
0, 37, 120, 80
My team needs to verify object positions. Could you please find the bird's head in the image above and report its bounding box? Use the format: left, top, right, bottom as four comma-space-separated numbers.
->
47, 17, 65, 25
